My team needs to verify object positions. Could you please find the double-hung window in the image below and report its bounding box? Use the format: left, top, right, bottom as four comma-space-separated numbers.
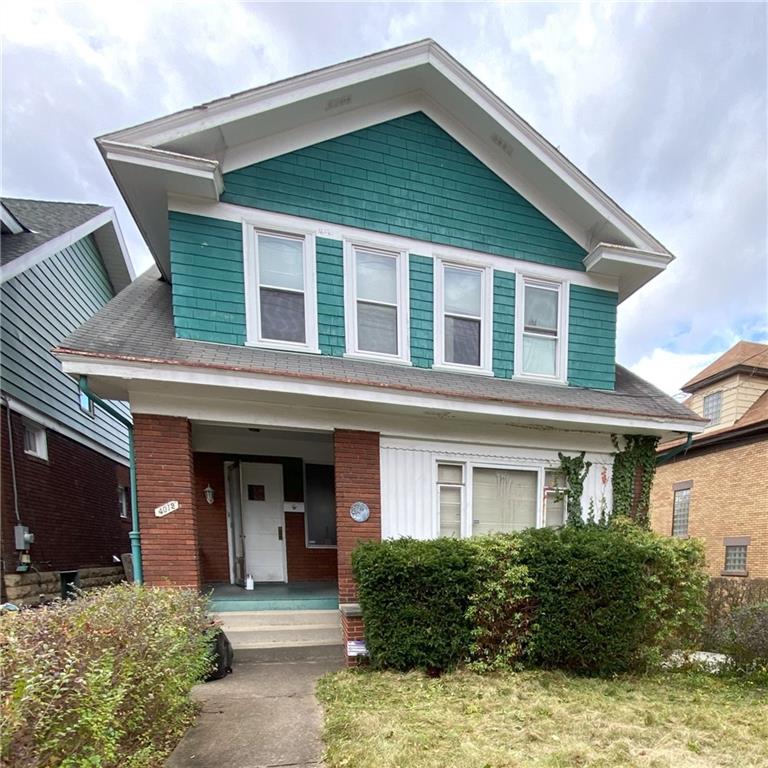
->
245, 227, 318, 352
345, 245, 408, 361
436, 261, 491, 372
516, 276, 566, 381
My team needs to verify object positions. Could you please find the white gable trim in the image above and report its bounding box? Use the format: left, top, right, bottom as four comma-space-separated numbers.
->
0, 209, 135, 287
1, 203, 26, 234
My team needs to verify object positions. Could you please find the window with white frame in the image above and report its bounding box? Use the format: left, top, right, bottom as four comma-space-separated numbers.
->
346, 245, 408, 360
78, 390, 94, 417
437, 262, 491, 370
23, 420, 47, 460
118, 486, 131, 519
245, 228, 317, 351
543, 469, 568, 528
516, 277, 565, 380
472, 467, 538, 534
437, 463, 464, 538
702, 391, 722, 426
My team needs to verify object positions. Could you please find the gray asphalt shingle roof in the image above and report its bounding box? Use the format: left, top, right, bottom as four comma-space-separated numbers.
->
56, 270, 702, 424
1, 198, 107, 266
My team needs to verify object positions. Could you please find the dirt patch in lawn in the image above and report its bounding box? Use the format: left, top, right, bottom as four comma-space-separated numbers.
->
317, 669, 767, 768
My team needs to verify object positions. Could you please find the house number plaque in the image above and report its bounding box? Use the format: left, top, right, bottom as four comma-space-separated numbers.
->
349, 501, 370, 523
154, 500, 179, 518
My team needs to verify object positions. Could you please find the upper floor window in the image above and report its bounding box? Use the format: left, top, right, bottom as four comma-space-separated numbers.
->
702, 391, 722, 426
78, 390, 94, 417
23, 420, 47, 461
344, 245, 409, 362
435, 261, 492, 373
516, 276, 567, 381
244, 227, 318, 353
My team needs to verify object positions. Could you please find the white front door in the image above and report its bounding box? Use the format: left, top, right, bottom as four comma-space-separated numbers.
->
241, 463, 286, 582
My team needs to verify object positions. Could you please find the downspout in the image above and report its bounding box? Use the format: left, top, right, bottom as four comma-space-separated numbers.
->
78, 377, 142, 584
656, 432, 693, 466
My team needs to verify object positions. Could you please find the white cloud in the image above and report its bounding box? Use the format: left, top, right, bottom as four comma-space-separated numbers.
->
630, 348, 722, 395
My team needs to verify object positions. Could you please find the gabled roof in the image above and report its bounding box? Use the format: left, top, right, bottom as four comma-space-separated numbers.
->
97, 39, 672, 300
53, 271, 703, 435
0, 198, 135, 291
683, 340, 768, 392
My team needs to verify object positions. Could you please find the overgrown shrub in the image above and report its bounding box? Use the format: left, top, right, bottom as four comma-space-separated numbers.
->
352, 537, 477, 671
466, 535, 534, 671
702, 577, 768, 649
1, 584, 213, 768
713, 602, 768, 684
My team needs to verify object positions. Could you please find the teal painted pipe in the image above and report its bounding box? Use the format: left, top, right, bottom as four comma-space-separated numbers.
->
656, 432, 693, 466
78, 377, 142, 584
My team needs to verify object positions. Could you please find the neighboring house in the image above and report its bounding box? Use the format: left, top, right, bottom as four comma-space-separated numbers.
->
53, 41, 702, 654
650, 341, 768, 578
1, 198, 135, 604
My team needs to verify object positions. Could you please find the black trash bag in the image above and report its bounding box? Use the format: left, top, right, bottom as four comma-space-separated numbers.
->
206, 627, 233, 681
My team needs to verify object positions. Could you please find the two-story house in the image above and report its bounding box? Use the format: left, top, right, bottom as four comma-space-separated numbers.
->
1, 197, 135, 604
53, 41, 702, 653
650, 341, 768, 578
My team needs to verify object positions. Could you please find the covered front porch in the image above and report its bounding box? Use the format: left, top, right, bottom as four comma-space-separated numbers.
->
206, 581, 339, 612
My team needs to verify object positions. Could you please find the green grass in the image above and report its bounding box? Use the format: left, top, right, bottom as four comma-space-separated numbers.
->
317, 669, 768, 768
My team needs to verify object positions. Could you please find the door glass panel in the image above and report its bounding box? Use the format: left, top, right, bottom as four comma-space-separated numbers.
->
472, 468, 537, 534
258, 235, 304, 290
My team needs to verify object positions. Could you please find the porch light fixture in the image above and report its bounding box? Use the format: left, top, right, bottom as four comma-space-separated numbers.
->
204, 484, 215, 505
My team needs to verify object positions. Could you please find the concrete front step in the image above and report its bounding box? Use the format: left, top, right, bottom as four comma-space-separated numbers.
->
214, 609, 343, 649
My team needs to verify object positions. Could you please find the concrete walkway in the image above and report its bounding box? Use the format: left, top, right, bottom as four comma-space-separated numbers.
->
166, 646, 344, 768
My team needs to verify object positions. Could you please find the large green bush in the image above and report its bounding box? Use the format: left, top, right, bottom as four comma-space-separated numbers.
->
1, 584, 213, 768
352, 537, 477, 671
702, 577, 768, 649
713, 602, 768, 684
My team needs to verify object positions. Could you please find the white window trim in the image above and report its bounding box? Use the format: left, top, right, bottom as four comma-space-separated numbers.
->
433, 258, 494, 375
435, 461, 466, 538
514, 273, 569, 384
23, 419, 48, 461
343, 240, 411, 364
118, 485, 130, 519
434, 457, 545, 537
243, 223, 319, 354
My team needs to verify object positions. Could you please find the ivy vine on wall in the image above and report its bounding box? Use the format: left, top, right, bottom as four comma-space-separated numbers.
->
556, 452, 592, 526
610, 434, 660, 528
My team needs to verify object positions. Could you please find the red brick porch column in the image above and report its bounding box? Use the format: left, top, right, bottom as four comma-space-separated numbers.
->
334, 429, 381, 662
134, 414, 200, 588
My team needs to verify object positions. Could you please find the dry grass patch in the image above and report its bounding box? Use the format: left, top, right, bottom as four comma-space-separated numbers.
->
317, 670, 767, 768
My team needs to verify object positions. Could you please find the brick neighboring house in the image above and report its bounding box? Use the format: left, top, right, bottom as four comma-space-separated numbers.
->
1, 198, 135, 604
53, 41, 703, 657
651, 341, 768, 578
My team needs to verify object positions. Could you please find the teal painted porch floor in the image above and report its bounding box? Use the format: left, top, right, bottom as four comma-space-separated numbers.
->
205, 581, 339, 612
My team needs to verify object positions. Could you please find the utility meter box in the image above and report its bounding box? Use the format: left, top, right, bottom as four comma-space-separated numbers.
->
14, 525, 34, 550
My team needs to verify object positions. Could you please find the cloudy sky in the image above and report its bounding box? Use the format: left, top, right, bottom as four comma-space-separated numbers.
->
2, 1, 766, 393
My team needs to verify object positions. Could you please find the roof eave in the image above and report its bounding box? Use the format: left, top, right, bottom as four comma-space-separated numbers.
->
584, 243, 674, 301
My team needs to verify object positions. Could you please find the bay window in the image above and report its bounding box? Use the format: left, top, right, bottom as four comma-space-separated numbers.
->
245, 227, 318, 352
516, 276, 567, 381
436, 261, 492, 372
345, 245, 408, 361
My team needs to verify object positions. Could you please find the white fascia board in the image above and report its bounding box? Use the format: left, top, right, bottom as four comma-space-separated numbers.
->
1, 203, 26, 234
58, 355, 706, 436
100, 141, 224, 196
584, 243, 673, 301
4, 396, 130, 466
168, 197, 619, 295
0, 209, 134, 287
98, 40, 434, 147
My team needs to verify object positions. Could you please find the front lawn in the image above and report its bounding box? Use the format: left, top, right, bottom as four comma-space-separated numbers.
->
317, 669, 768, 768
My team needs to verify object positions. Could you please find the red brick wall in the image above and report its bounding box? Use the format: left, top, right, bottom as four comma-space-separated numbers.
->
285, 511, 337, 581
1, 406, 130, 578
193, 453, 229, 584
134, 414, 200, 588
334, 430, 381, 605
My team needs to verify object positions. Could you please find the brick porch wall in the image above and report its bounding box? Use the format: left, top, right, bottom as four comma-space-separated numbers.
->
334, 429, 381, 662
134, 414, 200, 588
193, 453, 229, 584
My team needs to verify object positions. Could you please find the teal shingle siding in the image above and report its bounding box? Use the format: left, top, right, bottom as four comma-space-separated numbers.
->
493, 270, 515, 378
222, 112, 586, 270
568, 285, 618, 389
409, 255, 433, 368
316, 238, 345, 355
0, 235, 130, 457
169, 211, 246, 345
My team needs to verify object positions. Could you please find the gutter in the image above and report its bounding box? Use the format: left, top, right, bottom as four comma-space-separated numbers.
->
78, 377, 142, 584
656, 432, 693, 466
